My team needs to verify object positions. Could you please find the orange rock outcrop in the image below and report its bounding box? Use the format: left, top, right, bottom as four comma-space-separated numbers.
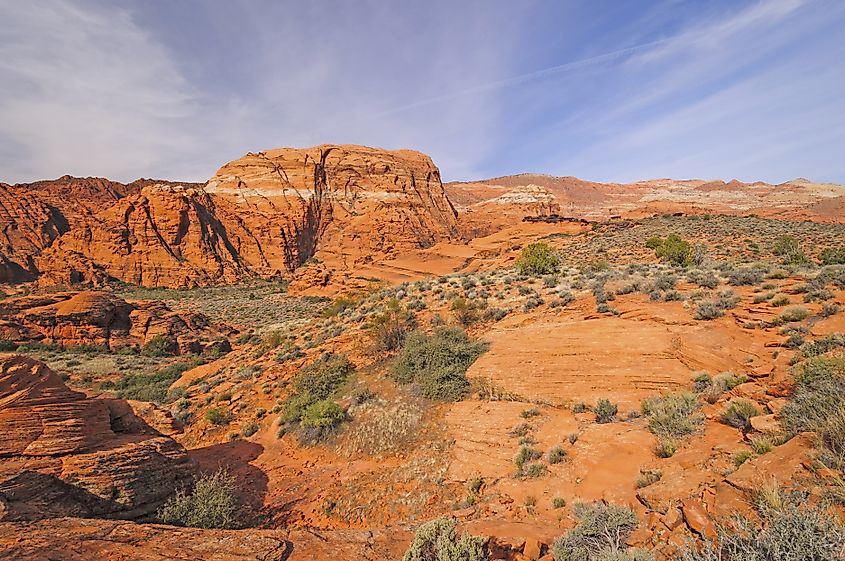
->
0, 355, 194, 520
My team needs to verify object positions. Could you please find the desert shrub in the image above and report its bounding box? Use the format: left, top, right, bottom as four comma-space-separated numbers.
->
753, 292, 774, 304
641, 392, 703, 438
205, 407, 230, 425
693, 290, 740, 320
451, 296, 487, 326
770, 294, 790, 307
733, 449, 754, 466
514, 445, 542, 472
647, 234, 692, 267
750, 435, 773, 455
781, 357, 845, 468
727, 267, 765, 286
687, 270, 719, 289
366, 299, 417, 351
141, 334, 177, 357
654, 274, 677, 291
553, 497, 566, 509
158, 469, 238, 529
104, 363, 192, 404
693, 301, 725, 320
692, 372, 712, 393
552, 502, 651, 561
800, 333, 845, 358
548, 446, 567, 464
524, 462, 547, 478
392, 327, 488, 401
281, 353, 352, 422
240, 420, 259, 437
517, 242, 560, 276
654, 438, 678, 458
402, 517, 488, 561
680, 496, 845, 561
720, 399, 759, 432
322, 295, 358, 318
821, 303, 841, 317
779, 306, 810, 323
635, 469, 662, 489
773, 235, 809, 265
819, 247, 845, 265
594, 399, 618, 423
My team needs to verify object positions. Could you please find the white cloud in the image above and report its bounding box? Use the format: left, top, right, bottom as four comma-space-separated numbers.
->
0, 1, 206, 183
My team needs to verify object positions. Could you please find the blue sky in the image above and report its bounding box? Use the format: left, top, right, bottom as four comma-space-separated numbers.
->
1, 0, 844, 184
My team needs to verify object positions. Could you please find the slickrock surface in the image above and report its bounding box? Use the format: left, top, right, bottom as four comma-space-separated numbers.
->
0, 517, 408, 561
0, 355, 194, 521
0, 291, 228, 354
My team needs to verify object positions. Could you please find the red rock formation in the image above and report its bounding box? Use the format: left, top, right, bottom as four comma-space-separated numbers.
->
0, 355, 194, 520
35, 145, 460, 287
0, 291, 229, 354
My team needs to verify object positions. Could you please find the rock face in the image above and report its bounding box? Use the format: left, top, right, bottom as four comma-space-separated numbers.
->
36, 184, 264, 287
206, 145, 459, 274
0, 176, 140, 283
0, 291, 228, 354
33, 145, 460, 287
0, 355, 194, 520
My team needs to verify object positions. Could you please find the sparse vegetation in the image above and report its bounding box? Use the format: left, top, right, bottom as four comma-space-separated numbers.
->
641, 392, 703, 438
158, 469, 238, 529
680, 493, 845, 561
402, 516, 488, 561
552, 502, 651, 561
720, 399, 759, 433
594, 399, 618, 424
366, 298, 417, 351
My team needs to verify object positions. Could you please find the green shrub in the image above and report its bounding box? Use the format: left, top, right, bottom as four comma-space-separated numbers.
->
733, 450, 754, 466
553, 497, 566, 509
680, 495, 845, 561
641, 392, 703, 438
547, 446, 567, 464
647, 234, 692, 266
450, 296, 487, 326
779, 306, 810, 323
157, 469, 238, 529
552, 502, 651, 561
524, 462, 547, 478
594, 399, 618, 423
720, 399, 759, 432
281, 353, 353, 423
392, 327, 488, 402
0, 340, 18, 352
819, 247, 845, 265
104, 363, 192, 404
300, 399, 346, 428
240, 421, 259, 437
366, 299, 416, 351
773, 235, 809, 265
517, 242, 560, 276
142, 334, 177, 357
322, 295, 358, 318
205, 407, 230, 425
402, 516, 488, 561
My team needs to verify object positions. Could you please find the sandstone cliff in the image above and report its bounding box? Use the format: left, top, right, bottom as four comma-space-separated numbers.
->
34, 145, 460, 288
0, 355, 194, 521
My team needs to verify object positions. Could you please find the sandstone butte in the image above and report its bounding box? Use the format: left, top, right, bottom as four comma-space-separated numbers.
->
29, 145, 460, 288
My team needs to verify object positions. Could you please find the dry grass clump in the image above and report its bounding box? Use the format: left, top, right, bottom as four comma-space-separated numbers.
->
342, 399, 423, 457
